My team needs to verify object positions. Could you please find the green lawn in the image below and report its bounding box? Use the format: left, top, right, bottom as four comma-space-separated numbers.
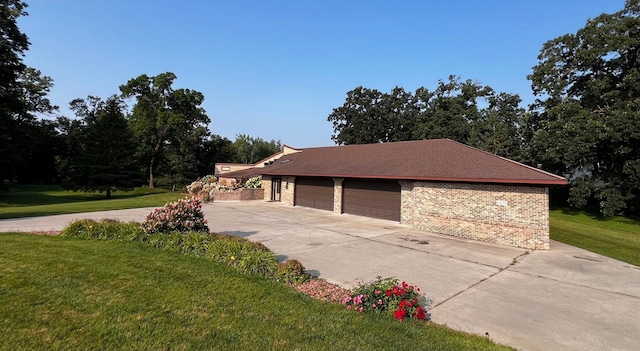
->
0, 233, 514, 351
550, 209, 640, 266
0, 185, 184, 219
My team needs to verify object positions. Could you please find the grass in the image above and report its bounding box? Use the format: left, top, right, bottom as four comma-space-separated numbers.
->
0, 233, 514, 351
550, 208, 640, 266
0, 185, 184, 219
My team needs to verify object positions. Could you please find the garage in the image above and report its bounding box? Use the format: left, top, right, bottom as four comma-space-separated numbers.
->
294, 177, 334, 211
342, 179, 401, 221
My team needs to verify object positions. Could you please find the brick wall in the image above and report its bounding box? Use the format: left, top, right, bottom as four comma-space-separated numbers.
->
333, 178, 344, 214
401, 181, 550, 250
214, 188, 264, 201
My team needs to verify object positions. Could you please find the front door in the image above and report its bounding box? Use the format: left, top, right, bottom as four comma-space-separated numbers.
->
271, 178, 282, 201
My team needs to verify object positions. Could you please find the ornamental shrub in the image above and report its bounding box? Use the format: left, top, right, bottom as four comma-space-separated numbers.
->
342, 277, 432, 321
61, 219, 146, 241
276, 259, 311, 285
244, 176, 262, 189
206, 234, 277, 277
142, 198, 209, 234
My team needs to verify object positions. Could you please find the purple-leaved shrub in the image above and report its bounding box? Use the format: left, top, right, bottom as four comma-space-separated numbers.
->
142, 198, 209, 234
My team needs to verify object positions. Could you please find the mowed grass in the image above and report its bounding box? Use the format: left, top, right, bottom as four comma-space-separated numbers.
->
0, 185, 184, 219
550, 209, 640, 266
0, 233, 514, 351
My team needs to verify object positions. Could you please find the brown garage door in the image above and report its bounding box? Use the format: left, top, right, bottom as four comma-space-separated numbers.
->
343, 179, 401, 221
295, 177, 334, 211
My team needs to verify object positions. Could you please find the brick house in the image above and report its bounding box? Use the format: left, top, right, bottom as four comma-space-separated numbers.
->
260, 139, 567, 250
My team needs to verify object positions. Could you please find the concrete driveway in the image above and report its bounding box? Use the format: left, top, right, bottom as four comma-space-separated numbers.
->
1, 201, 638, 351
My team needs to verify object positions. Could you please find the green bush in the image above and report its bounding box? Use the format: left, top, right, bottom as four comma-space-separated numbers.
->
207, 235, 277, 277
61, 219, 145, 241
61, 219, 277, 278
276, 259, 311, 285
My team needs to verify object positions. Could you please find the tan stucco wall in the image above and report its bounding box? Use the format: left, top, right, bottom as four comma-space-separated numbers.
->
401, 181, 550, 250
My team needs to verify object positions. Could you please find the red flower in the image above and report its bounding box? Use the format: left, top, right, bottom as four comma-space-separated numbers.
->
416, 306, 426, 320
385, 289, 392, 297
394, 308, 406, 321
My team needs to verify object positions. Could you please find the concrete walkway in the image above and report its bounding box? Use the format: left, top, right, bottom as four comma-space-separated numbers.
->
1, 201, 639, 351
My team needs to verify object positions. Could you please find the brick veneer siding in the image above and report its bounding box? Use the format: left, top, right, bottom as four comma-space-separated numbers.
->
214, 188, 264, 201
401, 181, 550, 250
333, 178, 344, 214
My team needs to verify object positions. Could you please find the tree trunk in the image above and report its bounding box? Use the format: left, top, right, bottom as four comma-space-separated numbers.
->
148, 157, 155, 188
106, 188, 112, 199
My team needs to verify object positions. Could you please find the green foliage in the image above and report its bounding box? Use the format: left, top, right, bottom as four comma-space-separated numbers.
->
207, 234, 278, 276
60, 218, 146, 241
327, 77, 526, 160
0, 2, 58, 188
60, 95, 141, 198
120, 72, 211, 188
233, 134, 282, 164
141, 198, 209, 234
244, 176, 262, 189
527, 1, 640, 215
276, 259, 311, 285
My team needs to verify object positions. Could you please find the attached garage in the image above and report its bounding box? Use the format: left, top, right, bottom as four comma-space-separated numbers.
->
294, 177, 334, 211
342, 179, 401, 221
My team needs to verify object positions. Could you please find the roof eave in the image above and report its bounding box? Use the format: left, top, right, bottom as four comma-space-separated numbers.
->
260, 172, 568, 186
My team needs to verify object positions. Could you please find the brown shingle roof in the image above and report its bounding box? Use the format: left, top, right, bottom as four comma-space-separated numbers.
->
218, 168, 262, 179
261, 139, 567, 185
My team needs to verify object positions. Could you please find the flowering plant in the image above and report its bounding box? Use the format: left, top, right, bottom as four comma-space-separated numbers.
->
142, 198, 209, 234
341, 277, 431, 321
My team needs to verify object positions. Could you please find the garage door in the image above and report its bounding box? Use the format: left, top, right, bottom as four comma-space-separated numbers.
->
295, 177, 334, 211
343, 179, 401, 221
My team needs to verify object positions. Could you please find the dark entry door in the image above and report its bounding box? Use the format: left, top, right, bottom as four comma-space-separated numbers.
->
294, 177, 334, 211
342, 179, 401, 221
271, 178, 281, 201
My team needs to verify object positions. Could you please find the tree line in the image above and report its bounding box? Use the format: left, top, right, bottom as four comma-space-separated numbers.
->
328, 1, 639, 216
0, 1, 280, 196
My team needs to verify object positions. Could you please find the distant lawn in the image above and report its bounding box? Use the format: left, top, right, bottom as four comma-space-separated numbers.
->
0, 233, 513, 351
0, 185, 184, 219
550, 209, 640, 266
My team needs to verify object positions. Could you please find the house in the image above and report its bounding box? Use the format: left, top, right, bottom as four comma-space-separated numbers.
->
259, 139, 567, 250
214, 145, 301, 185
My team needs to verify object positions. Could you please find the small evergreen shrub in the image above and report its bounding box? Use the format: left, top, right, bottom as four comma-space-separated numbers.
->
142, 198, 209, 234
276, 259, 311, 285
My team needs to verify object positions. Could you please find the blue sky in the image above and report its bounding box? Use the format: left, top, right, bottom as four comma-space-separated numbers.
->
20, 0, 624, 148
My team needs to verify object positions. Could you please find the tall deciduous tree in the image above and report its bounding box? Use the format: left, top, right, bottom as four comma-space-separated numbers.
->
120, 72, 210, 188
233, 134, 282, 164
327, 77, 526, 160
527, 0, 640, 215
0, 1, 57, 187
60, 96, 140, 198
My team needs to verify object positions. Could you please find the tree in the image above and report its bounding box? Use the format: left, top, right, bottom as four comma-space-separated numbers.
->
60, 96, 141, 198
0, 1, 57, 187
233, 134, 282, 164
120, 72, 210, 188
527, 0, 640, 215
197, 134, 235, 176
327, 77, 526, 160
328, 87, 417, 145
